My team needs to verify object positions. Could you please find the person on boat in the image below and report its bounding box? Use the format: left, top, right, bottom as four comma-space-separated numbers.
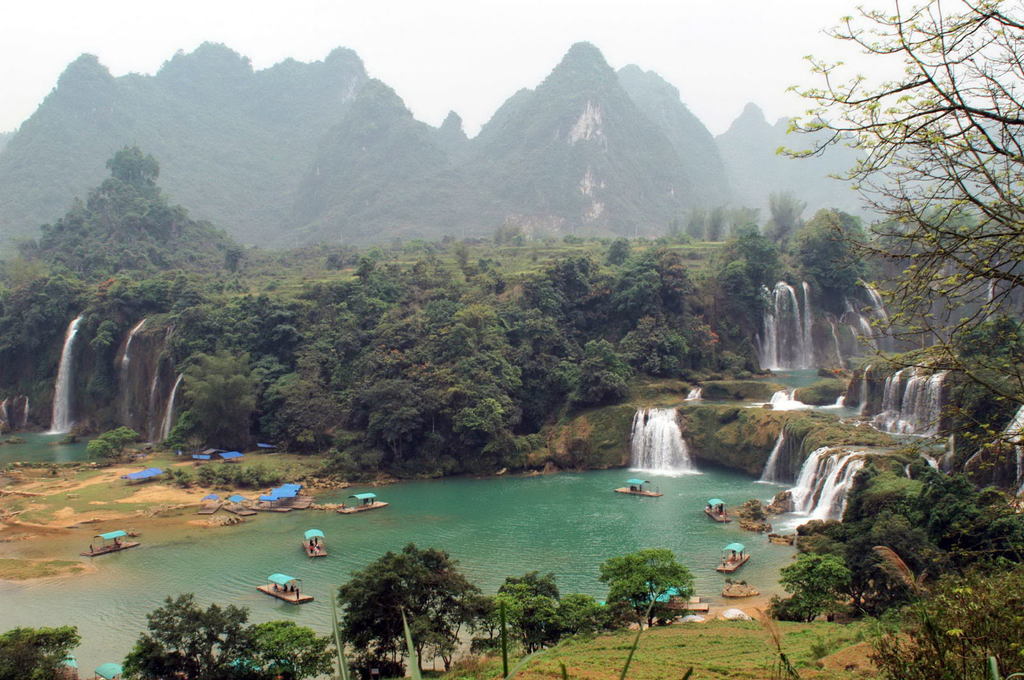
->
113, 537, 121, 547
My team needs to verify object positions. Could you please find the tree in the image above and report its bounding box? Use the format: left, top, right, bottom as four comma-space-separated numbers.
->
572, 339, 632, 407
606, 238, 631, 265
86, 426, 140, 462
793, 209, 866, 303
764, 191, 806, 244
598, 548, 693, 626
496, 572, 561, 653
336, 544, 482, 674
183, 351, 257, 449
0, 626, 80, 680
107, 146, 159, 189
250, 621, 333, 680
772, 553, 851, 622
123, 594, 254, 679
794, 0, 1024, 421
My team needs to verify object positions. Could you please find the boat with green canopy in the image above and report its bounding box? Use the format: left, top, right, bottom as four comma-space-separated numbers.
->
257, 573, 313, 604
704, 498, 731, 522
716, 542, 749, 573
338, 492, 389, 514
614, 478, 663, 497
80, 530, 140, 557
94, 662, 123, 679
303, 528, 327, 557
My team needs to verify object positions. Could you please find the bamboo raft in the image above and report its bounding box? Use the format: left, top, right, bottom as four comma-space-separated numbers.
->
223, 504, 257, 516
303, 541, 328, 557
614, 487, 663, 497
704, 507, 731, 522
256, 584, 313, 604
196, 503, 222, 515
80, 541, 139, 557
716, 553, 750, 573
681, 596, 710, 612
337, 501, 389, 514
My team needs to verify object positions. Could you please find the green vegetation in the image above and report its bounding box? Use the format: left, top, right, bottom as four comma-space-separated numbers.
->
179, 351, 257, 449
0, 625, 80, 680
771, 554, 852, 622
792, 379, 845, 406
0, 558, 88, 580
86, 426, 140, 461
598, 548, 693, 627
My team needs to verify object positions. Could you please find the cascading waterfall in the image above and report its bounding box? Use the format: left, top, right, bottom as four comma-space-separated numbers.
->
118, 319, 147, 426
858, 364, 871, 416
48, 314, 83, 434
685, 387, 702, 401
872, 368, 948, 435
829, 321, 844, 367
159, 374, 183, 441
758, 429, 787, 484
769, 389, 812, 411
862, 281, 890, 325
629, 408, 698, 476
789, 447, 865, 521
1002, 405, 1024, 495
758, 281, 814, 370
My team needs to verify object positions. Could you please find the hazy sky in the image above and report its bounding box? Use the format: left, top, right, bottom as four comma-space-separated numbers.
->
1, 0, 886, 136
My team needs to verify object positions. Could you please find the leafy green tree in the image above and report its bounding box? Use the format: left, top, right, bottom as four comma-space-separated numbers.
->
250, 621, 332, 680
123, 594, 254, 679
606, 238, 631, 265
86, 426, 140, 462
555, 593, 607, 636
107, 146, 160, 188
599, 548, 693, 626
572, 339, 631, 407
0, 625, 80, 680
336, 544, 481, 674
772, 553, 851, 622
183, 351, 256, 449
496, 572, 562, 653
764, 191, 806, 244
793, 209, 866, 305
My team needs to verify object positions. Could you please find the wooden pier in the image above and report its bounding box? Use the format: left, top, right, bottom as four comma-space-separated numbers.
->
223, 504, 256, 517
257, 584, 313, 604
196, 503, 222, 515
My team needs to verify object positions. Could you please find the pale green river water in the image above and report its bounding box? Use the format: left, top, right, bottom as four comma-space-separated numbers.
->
0, 467, 796, 670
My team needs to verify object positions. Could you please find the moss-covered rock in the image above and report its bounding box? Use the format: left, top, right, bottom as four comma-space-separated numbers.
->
531, 404, 636, 470
793, 379, 847, 406
700, 380, 785, 402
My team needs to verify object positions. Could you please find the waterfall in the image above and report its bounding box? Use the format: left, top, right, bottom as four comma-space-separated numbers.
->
769, 389, 812, 411
872, 369, 948, 435
685, 387, 702, 401
1003, 405, 1024, 494
829, 320, 844, 367
48, 314, 83, 434
789, 447, 865, 521
858, 364, 871, 416
759, 281, 814, 370
159, 374, 183, 441
862, 281, 890, 325
629, 408, 699, 476
758, 429, 787, 484
118, 319, 147, 426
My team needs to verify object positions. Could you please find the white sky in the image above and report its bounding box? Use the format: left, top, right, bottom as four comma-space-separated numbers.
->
0, 0, 889, 136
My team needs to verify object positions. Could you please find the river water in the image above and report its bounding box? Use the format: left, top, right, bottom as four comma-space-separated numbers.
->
0, 467, 795, 670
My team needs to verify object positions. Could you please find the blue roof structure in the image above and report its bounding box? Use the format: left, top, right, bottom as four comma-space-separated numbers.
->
267, 573, 299, 586
228, 494, 247, 503
304, 529, 325, 540
259, 495, 277, 502
724, 543, 746, 553
707, 498, 725, 506
220, 451, 243, 459
280, 483, 301, 490
202, 494, 220, 501
121, 467, 163, 480
256, 443, 276, 448
192, 454, 211, 460
350, 492, 377, 500
94, 662, 123, 679
626, 478, 647, 485
96, 530, 127, 540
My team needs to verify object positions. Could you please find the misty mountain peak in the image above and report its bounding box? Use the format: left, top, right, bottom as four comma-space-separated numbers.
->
441, 110, 464, 133
542, 41, 616, 90
617, 64, 680, 101
57, 54, 114, 89
158, 42, 253, 84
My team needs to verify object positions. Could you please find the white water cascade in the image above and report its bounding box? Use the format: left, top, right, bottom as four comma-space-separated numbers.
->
685, 387, 702, 401
758, 281, 814, 370
629, 408, 699, 476
769, 389, 812, 411
789, 447, 865, 521
758, 429, 787, 484
872, 368, 948, 435
48, 315, 83, 434
159, 374, 183, 441
118, 319, 147, 426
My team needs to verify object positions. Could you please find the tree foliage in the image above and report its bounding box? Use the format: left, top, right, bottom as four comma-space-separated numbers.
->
86, 426, 140, 461
771, 553, 851, 622
183, 351, 257, 449
0, 625, 80, 680
598, 548, 693, 626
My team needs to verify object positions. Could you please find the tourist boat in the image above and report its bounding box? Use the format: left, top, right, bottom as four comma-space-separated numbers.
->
704, 498, 731, 522
303, 529, 328, 557
614, 478, 663, 497
338, 492, 389, 513
716, 542, 750, 573
257, 573, 313, 604
80, 530, 140, 557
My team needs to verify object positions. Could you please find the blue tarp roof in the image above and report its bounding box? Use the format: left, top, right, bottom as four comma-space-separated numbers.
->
625, 478, 647, 485
350, 492, 377, 500
259, 495, 278, 502
724, 543, 746, 553
220, 451, 243, 459
63, 655, 78, 669
256, 443, 276, 448
202, 494, 220, 501
228, 494, 247, 503
271, 489, 297, 498
707, 498, 725, 506
96, 530, 127, 540
192, 454, 211, 460
122, 467, 163, 480
280, 483, 301, 490
655, 586, 681, 603
268, 573, 299, 586
304, 529, 325, 540
94, 662, 123, 679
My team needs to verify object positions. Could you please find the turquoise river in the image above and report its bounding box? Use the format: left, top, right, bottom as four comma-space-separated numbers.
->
0, 466, 797, 670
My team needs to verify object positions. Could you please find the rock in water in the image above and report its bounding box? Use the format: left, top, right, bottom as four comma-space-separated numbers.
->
722, 582, 761, 598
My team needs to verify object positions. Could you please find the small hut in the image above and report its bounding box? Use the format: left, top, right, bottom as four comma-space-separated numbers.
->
94, 663, 123, 680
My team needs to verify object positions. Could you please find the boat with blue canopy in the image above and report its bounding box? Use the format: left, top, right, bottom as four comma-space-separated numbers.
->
257, 573, 313, 604
338, 491, 389, 514
303, 528, 327, 557
704, 498, 731, 522
80, 530, 140, 557
716, 542, 749, 573
614, 478, 663, 497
